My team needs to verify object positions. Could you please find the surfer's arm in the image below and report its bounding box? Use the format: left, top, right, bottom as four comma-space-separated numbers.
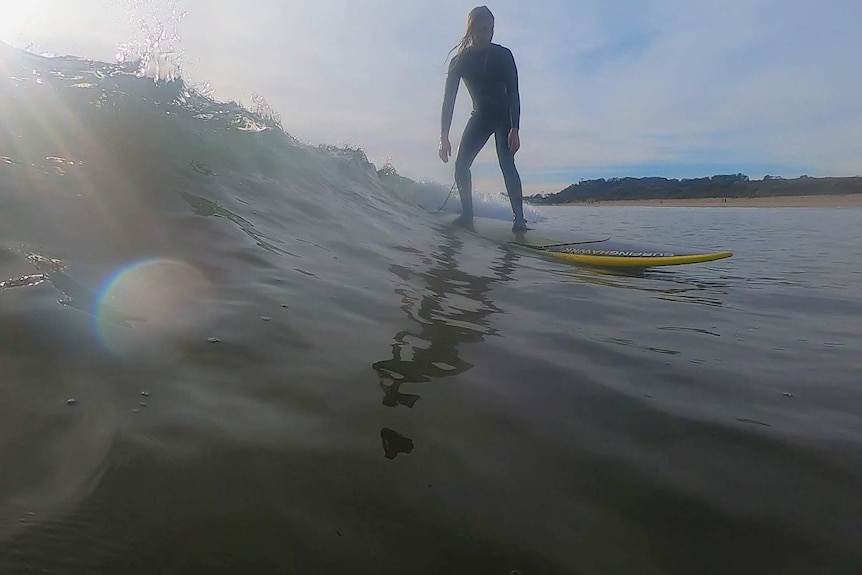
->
440, 61, 460, 137
503, 48, 520, 130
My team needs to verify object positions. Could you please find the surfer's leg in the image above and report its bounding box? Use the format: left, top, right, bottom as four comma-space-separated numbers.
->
494, 124, 526, 229
454, 114, 494, 220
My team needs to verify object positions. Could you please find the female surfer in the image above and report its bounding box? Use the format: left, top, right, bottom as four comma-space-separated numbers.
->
439, 5, 527, 232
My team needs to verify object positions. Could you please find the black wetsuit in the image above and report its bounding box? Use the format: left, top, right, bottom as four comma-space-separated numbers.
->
441, 43, 523, 222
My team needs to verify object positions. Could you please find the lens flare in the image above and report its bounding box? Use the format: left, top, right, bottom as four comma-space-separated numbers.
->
96, 258, 212, 358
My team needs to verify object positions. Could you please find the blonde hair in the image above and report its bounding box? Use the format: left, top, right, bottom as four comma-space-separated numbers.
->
447, 6, 495, 65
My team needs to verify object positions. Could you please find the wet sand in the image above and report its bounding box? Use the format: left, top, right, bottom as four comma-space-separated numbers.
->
558, 194, 862, 208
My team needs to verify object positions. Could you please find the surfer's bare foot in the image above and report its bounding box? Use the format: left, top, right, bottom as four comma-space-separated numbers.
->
452, 214, 474, 231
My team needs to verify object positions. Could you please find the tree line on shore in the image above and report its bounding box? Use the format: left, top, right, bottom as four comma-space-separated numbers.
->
527, 174, 862, 204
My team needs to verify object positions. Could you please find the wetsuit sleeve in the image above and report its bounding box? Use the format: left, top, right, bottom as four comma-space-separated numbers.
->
504, 48, 521, 130
441, 58, 461, 136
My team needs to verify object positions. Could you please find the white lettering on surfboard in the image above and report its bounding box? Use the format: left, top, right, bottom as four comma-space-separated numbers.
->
556, 248, 677, 257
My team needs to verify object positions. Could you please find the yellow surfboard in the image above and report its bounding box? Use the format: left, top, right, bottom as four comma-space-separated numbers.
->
465, 217, 733, 268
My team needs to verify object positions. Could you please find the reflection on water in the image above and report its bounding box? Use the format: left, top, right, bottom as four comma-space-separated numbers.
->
548, 264, 732, 307
380, 428, 414, 460
373, 231, 517, 458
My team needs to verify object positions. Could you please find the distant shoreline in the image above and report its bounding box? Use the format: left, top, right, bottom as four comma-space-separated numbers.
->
548, 194, 862, 208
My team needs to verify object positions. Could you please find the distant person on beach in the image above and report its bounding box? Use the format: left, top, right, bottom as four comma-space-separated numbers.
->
438, 5, 527, 232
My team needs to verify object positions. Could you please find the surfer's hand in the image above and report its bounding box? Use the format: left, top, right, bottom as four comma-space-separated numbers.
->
439, 137, 451, 163
508, 128, 520, 154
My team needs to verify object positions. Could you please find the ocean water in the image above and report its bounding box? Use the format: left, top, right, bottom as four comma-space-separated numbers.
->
2, 44, 861, 575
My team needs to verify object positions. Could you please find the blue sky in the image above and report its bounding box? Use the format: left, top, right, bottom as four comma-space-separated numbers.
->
2, 0, 860, 194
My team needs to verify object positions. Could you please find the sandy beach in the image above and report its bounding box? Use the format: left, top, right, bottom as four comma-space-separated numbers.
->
558, 194, 862, 208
